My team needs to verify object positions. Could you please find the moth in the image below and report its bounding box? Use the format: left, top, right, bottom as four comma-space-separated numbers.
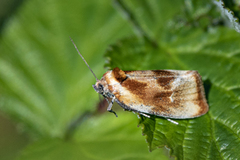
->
70, 38, 209, 122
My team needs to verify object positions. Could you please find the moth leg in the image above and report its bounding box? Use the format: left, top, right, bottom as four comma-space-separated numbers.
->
104, 97, 110, 104
139, 112, 150, 118
107, 97, 118, 117
167, 118, 178, 125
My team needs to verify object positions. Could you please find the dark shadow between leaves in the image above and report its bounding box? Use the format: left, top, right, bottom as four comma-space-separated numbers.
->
203, 79, 212, 103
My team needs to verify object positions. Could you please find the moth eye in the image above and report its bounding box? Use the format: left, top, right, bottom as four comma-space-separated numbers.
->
98, 84, 104, 92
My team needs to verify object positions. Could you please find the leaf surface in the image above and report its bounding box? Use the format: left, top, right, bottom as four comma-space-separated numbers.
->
17, 113, 170, 160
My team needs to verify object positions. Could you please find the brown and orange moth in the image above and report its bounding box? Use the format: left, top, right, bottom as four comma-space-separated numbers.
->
70, 38, 209, 123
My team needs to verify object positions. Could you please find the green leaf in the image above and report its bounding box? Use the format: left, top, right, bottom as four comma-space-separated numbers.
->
214, 0, 240, 33
114, 0, 219, 39
105, 1, 240, 159
114, 0, 185, 40
17, 112, 170, 160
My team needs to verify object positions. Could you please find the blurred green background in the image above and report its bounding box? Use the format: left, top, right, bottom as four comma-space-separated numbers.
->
1, 1, 27, 159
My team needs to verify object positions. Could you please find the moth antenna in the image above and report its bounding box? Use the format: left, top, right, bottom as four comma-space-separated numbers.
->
70, 37, 99, 81
167, 118, 178, 125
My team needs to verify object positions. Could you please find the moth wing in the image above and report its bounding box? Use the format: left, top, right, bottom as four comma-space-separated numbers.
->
107, 68, 208, 119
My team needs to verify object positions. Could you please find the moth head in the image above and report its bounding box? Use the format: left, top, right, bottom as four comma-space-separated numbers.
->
92, 81, 105, 95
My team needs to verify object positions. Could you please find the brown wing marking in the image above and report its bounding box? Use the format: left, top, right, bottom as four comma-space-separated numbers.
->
112, 67, 127, 83
156, 77, 175, 89
152, 70, 176, 76
121, 78, 148, 100
192, 72, 209, 116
